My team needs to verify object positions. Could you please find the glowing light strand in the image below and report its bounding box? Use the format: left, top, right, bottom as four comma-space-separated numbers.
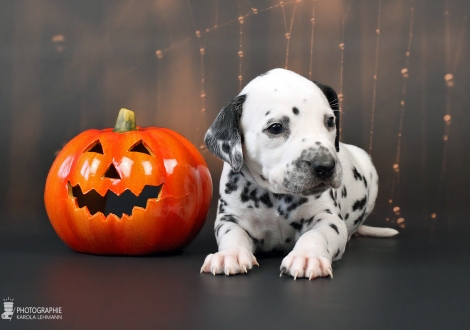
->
441, 4, 467, 179
308, 1, 316, 80
238, 0, 244, 91
283, 1, 298, 69
387, 1, 415, 229
338, 0, 353, 140
368, 0, 382, 154
186, 0, 208, 150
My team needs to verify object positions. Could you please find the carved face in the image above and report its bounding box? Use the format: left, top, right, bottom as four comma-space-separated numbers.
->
45, 116, 212, 255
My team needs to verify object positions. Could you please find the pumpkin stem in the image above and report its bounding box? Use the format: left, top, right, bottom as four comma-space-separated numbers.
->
113, 108, 137, 133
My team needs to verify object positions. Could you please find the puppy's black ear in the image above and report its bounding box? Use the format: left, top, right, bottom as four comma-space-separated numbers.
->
204, 94, 246, 172
313, 81, 340, 152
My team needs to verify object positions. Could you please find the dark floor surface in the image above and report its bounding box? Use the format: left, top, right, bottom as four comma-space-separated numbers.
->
1, 211, 469, 330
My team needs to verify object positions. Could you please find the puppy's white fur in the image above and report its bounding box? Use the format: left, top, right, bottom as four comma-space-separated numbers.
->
202, 69, 397, 279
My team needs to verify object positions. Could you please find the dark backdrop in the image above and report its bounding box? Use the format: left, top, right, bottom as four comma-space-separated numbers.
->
0, 1, 469, 328
1, 0, 468, 234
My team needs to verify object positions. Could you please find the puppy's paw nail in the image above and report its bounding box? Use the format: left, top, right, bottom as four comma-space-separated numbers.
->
327, 268, 333, 279
243, 266, 248, 273
225, 268, 231, 276
294, 271, 298, 280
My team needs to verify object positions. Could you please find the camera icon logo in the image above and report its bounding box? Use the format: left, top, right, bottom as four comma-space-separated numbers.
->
2, 298, 14, 321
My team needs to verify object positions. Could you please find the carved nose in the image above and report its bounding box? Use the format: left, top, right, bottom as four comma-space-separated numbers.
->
104, 163, 121, 179
312, 161, 335, 179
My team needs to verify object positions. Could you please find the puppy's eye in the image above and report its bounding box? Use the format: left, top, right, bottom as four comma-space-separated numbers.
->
327, 116, 335, 128
267, 123, 285, 135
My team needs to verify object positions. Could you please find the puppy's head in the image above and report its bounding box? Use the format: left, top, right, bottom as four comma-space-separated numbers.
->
205, 68, 342, 195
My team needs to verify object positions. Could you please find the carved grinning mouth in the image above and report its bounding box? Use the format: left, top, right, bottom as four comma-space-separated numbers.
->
69, 182, 163, 218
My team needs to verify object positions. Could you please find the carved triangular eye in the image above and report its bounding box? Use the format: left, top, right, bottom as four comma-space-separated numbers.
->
129, 140, 153, 155
85, 140, 104, 154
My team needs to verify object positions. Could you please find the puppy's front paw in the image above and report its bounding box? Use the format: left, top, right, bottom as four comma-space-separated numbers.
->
200, 248, 258, 276
280, 250, 333, 280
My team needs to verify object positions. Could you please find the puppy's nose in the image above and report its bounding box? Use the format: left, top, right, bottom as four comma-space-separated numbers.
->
312, 161, 335, 179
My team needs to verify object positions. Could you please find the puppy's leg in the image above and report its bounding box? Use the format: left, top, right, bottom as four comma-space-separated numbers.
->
201, 214, 258, 276
280, 213, 348, 280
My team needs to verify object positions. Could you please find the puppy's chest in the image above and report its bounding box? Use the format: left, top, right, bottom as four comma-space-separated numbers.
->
221, 182, 326, 252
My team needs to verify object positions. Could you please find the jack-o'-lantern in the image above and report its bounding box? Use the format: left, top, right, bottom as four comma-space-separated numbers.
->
44, 109, 212, 255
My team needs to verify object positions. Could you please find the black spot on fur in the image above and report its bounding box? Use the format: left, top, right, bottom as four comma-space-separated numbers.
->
260, 174, 267, 181
334, 249, 340, 258
290, 222, 302, 231
259, 192, 273, 208
329, 223, 340, 234
292, 107, 299, 115
364, 177, 368, 188
283, 197, 308, 219
345, 213, 349, 220
274, 195, 308, 219
218, 198, 228, 213
215, 223, 223, 237
329, 189, 335, 201
307, 217, 314, 225
244, 229, 259, 245
329, 189, 338, 207
222, 142, 230, 154
224, 170, 240, 194
354, 210, 367, 225
225, 228, 232, 235
325, 209, 332, 214
352, 196, 367, 211
220, 214, 238, 224
337, 213, 343, 220
285, 238, 291, 243
353, 167, 363, 181
341, 186, 347, 198
290, 216, 314, 232
241, 184, 261, 208
286, 197, 308, 213
266, 111, 270, 116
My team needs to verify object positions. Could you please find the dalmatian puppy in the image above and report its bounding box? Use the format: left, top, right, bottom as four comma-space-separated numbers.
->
201, 68, 398, 280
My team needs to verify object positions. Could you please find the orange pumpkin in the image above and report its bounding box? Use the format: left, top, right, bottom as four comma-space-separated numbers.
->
44, 109, 212, 255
